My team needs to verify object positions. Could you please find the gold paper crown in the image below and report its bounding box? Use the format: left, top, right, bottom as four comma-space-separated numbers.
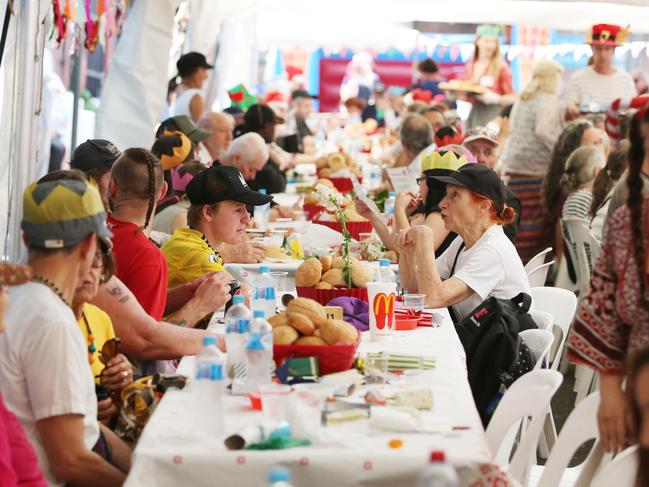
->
421, 151, 469, 173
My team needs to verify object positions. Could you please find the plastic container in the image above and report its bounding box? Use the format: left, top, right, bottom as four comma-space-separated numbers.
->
267, 466, 294, 487
252, 265, 277, 318
243, 310, 273, 392
384, 192, 396, 220
273, 332, 361, 375
417, 451, 460, 487
193, 336, 225, 437
253, 189, 270, 230
376, 258, 397, 283
225, 295, 251, 379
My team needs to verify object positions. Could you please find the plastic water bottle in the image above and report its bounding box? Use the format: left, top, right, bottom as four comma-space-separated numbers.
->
376, 258, 397, 283
267, 466, 294, 487
194, 336, 225, 437
224, 295, 251, 378
252, 265, 277, 318
384, 191, 396, 221
417, 451, 460, 487
243, 310, 273, 392
369, 165, 382, 191
253, 189, 270, 230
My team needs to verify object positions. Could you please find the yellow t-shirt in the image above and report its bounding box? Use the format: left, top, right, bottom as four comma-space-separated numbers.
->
77, 303, 116, 380
161, 227, 225, 288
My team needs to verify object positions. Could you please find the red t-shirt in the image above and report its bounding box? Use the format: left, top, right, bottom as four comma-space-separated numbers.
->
107, 215, 168, 320
0, 394, 46, 487
463, 60, 513, 95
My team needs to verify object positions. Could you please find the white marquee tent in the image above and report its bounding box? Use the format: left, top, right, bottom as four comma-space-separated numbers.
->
2, 0, 649, 259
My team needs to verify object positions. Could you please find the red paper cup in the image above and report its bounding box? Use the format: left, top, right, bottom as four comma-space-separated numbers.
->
296, 286, 368, 306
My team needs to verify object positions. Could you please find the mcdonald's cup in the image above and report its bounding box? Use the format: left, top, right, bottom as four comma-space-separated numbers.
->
366, 282, 397, 342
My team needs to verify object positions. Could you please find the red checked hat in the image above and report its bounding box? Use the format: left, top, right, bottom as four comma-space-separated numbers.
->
587, 24, 629, 47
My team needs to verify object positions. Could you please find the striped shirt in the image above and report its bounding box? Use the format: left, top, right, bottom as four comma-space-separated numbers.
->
563, 67, 636, 110
562, 189, 593, 221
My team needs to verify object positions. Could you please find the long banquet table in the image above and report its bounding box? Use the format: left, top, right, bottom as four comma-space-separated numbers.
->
124, 309, 512, 487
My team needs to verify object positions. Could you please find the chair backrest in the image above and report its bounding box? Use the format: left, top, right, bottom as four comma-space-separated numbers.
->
537, 392, 600, 487
524, 247, 553, 272
519, 329, 554, 370
527, 261, 555, 287
590, 445, 639, 487
561, 218, 602, 296
528, 309, 553, 331
486, 370, 563, 484
530, 287, 578, 370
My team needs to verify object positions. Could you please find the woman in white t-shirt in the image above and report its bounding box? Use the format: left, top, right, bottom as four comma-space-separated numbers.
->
398, 163, 530, 320
166, 52, 212, 123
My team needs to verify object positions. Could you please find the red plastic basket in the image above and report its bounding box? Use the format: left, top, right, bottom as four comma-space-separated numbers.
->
273, 334, 361, 375
296, 286, 368, 306
313, 219, 373, 241
303, 204, 325, 220
327, 177, 359, 193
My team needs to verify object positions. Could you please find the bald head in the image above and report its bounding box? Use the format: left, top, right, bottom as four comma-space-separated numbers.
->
221, 133, 269, 181
400, 114, 433, 153
198, 112, 234, 161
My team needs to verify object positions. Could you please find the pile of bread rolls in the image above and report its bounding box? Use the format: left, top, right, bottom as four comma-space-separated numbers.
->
270, 297, 359, 346
315, 152, 362, 179
295, 255, 374, 289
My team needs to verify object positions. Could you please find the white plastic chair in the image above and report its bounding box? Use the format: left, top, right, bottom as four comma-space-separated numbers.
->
525, 247, 553, 273
561, 218, 602, 297
529, 287, 578, 371
528, 309, 553, 331
527, 261, 555, 287
520, 329, 554, 371
590, 445, 639, 487
486, 370, 563, 485
528, 392, 600, 487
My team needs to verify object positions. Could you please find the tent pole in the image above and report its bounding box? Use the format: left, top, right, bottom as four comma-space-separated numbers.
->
70, 50, 80, 150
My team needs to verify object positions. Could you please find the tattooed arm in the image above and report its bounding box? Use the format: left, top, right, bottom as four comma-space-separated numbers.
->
164, 272, 232, 328
92, 276, 225, 360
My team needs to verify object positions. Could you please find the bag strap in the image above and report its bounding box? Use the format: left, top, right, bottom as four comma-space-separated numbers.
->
510, 292, 532, 312
447, 242, 466, 323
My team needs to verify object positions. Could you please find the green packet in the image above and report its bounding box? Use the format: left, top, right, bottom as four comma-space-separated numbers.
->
248, 437, 311, 450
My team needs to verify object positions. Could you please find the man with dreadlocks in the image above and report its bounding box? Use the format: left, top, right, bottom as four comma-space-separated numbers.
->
107, 148, 231, 342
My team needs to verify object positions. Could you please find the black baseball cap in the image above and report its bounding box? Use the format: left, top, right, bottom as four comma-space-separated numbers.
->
186, 165, 273, 206
291, 89, 318, 100
243, 104, 285, 132
70, 139, 121, 172
432, 163, 507, 212
176, 52, 213, 77
158, 115, 212, 143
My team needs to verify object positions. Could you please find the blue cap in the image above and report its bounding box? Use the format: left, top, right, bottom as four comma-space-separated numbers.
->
379, 258, 390, 267
389, 192, 396, 197
253, 310, 265, 319
202, 336, 217, 346
260, 265, 270, 273
232, 294, 244, 305
268, 466, 291, 484
259, 189, 268, 195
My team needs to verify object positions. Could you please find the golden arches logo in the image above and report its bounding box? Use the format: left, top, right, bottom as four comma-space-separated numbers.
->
373, 292, 395, 330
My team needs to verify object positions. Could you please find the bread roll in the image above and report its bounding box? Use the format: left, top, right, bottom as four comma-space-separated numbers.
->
287, 312, 315, 336
320, 319, 359, 345
319, 255, 332, 273
295, 258, 322, 287
321, 268, 346, 287
314, 281, 333, 290
295, 336, 328, 346
351, 262, 375, 288
286, 297, 328, 327
268, 313, 288, 328
273, 325, 299, 345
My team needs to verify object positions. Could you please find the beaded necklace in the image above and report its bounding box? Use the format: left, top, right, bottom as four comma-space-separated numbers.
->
80, 311, 97, 364
31, 275, 72, 308
199, 231, 222, 262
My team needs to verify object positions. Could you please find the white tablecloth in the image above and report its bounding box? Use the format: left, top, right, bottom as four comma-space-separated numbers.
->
125, 311, 510, 487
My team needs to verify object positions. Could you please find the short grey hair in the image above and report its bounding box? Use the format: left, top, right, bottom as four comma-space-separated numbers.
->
224, 132, 269, 165
400, 114, 433, 153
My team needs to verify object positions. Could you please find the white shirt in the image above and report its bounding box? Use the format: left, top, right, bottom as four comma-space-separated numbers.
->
170, 87, 203, 120
436, 225, 531, 320
0, 283, 100, 486
563, 66, 636, 110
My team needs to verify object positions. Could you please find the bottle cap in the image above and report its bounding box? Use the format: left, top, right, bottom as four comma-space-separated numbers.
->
202, 335, 217, 346
429, 450, 446, 462
268, 466, 291, 484
260, 265, 271, 273
232, 294, 244, 305
259, 189, 268, 195
379, 258, 390, 267
388, 191, 396, 197
253, 310, 265, 319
